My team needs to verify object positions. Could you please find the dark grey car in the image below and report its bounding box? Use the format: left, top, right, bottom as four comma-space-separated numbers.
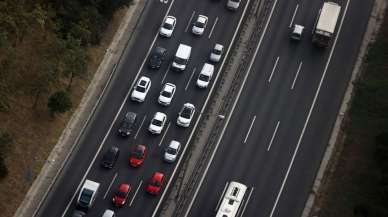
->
148, 46, 167, 69
101, 146, 120, 169
118, 112, 137, 137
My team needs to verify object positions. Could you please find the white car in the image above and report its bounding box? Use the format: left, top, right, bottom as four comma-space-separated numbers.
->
160, 16, 176, 38
177, 103, 195, 127
192, 15, 208, 36
131, 76, 151, 102
158, 83, 176, 106
196, 63, 214, 88
149, 112, 167, 134
102, 209, 115, 217
164, 140, 181, 163
210, 43, 224, 63
290, 24, 304, 41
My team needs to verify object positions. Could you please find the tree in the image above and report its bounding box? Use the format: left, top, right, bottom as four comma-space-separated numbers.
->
47, 90, 72, 116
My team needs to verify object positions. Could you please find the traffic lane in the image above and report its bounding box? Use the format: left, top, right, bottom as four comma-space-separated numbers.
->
35, 0, 170, 216
64, 2, 249, 217
273, 0, 374, 216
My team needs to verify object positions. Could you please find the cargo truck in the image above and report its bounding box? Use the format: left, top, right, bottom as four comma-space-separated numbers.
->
312, 2, 341, 47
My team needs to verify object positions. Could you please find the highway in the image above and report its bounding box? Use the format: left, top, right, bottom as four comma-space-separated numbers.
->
34, 0, 251, 217
185, 0, 374, 217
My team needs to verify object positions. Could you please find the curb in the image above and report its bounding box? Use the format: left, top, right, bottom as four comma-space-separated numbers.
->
12, 1, 148, 217
301, 1, 388, 217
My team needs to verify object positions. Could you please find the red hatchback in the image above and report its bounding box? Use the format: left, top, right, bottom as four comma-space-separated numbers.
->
112, 183, 131, 206
129, 145, 147, 167
146, 172, 165, 195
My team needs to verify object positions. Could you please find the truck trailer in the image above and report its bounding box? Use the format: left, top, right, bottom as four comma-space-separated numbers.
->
312, 2, 341, 47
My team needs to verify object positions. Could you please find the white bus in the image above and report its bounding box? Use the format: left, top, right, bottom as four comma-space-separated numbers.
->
216, 181, 248, 217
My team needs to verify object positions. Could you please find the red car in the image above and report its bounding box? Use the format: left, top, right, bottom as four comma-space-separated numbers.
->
145, 172, 165, 195
129, 145, 147, 167
112, 183, 131, 206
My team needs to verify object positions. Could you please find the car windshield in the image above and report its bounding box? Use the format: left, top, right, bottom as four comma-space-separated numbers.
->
166, 147, 177, 155
161, 90, 172, 98
79, 189, 93, 205
198, 74, 210, 81
152, 119, 163, 126
136, 85, 146, 92
132, 148, 143, 159
181, 107, 192, 118
213, 48, 222, 55
163, 22, 173, 29
174, 56, 186, 65
195, 21, 205, 28
116, 191, 126, 198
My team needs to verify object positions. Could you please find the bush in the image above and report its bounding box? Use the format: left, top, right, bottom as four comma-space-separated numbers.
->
47, 90, 72, 116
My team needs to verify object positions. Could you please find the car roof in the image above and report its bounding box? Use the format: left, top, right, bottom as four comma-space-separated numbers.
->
152, 171, 164, 181
119, 183, 130, 192
168, 140, 181, 149
155, 112, 166, 120
183, 103, 195, 109
200, 63, 214, 76
164, 83, 175, 92
165, 16, 176, 24
198, 15, 208, 23
214, 43, 224, 50
125, 112, 136, 120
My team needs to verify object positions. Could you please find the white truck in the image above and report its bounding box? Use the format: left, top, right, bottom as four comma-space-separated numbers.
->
77, 179, 100, 210
312, 2, 341, 47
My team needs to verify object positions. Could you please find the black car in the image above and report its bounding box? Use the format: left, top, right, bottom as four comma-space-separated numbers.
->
118, 112, 137, 137
101, 146, 120, 169
148, 46, 167, 69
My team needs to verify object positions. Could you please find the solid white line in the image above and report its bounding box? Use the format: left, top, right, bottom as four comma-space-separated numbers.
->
185, 11, 196, 32
215, 182, 229, 211
153, 0, 253, 216
267, 121, 280, 151
268, 1, 351, 216
239, 187, 254, 217
161, 64, 171, 84
158, 122, 171, 147
185, 67, 197, 91
134, 115, 147, 139
60, 0, 178, 215
183, 0, 278, 216
103, 172, 118, 199
243, 115, 256, 144
291, 61, 303, 90
129, 180, 143, 207
208, 17, 219, 39
268, 56, 279, 83
289, 4, 299, 28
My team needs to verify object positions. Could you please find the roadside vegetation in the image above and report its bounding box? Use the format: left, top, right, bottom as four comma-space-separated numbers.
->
318, 8, 388, 217
0, 0, 131, 216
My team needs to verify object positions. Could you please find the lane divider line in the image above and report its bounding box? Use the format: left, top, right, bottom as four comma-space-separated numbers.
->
268, 56, 280, 83
135, 115, 147, 140
185, 11, 196, 33
185, 67, 197, 91
129, 180, 143, 207
158, 122, 171, 147
161, 64, 171, 84
239, 187, 254, 217
289, 4, 299, 28
208, 17, 219, 39
267, 121, 280, 151
103, 172, 118, 199
215, 182, 229, 211
243, 115, 257, 144
291, 61, 303, 90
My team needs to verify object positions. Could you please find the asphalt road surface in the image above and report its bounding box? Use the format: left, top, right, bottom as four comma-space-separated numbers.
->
34, 0, 251, 217
185, 0, 374, 217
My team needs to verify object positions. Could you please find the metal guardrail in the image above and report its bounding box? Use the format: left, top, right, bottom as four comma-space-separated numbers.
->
170, 0, 274, 216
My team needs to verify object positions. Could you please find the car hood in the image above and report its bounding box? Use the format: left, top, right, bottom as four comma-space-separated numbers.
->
130, 157, 142, 166
159, 95, 171, 104
147, 185, 161, 194
164, 153, 176, 161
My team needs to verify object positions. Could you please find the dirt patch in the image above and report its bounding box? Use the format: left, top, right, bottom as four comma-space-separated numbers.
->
0, 7, 128, 217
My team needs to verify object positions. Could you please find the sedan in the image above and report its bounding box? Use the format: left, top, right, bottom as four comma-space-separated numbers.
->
129, 144, 147, 167
160, 15, 176, 38
112, 183, 131, 207
101, 146, 120, 169
177, 103, 195, 127
148, 46, 167, 69
192, 15, 208, 36
146, 171, 165, 195
210, 43, 224, 63
164, 140, 181, 163
158, 83, 176, 106
131, 76, 151, 102
118, 111, 137, 137
148, 112, 167, 134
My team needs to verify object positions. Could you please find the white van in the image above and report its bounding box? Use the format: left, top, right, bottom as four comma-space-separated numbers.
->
227, 0, 241, 10
196, 63, 214, 88
77, 179, 100, 210
172, 44, 192, 71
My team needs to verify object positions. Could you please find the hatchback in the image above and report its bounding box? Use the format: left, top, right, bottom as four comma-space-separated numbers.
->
146, 172, 165, 195
112, 183, 131, 207
129, 144, 147, 167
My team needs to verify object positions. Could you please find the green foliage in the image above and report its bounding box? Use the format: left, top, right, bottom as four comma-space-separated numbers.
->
47, 90, 72, 115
